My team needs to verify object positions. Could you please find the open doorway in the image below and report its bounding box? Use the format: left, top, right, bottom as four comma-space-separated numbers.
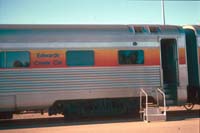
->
161, 39, 179, 104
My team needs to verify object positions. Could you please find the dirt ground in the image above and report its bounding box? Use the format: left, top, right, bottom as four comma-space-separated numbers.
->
0, 105, 199, 133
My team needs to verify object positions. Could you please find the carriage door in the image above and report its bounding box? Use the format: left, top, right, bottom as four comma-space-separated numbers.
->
161, 39, 179, 105
185, 29, 199, 103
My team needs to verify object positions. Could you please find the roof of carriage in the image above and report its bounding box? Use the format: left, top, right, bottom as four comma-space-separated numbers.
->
0, 24, 184, 43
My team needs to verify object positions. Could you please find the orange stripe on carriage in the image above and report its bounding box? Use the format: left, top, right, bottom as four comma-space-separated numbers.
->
179, 48, 186, 64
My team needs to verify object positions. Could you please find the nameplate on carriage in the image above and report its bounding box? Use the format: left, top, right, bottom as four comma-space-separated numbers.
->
30, 50, 66, 68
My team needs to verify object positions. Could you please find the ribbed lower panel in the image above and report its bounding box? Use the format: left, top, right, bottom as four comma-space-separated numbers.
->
0, 66, 161, 94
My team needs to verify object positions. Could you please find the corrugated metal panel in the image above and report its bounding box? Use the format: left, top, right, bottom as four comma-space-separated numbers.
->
0, 66, 161, 94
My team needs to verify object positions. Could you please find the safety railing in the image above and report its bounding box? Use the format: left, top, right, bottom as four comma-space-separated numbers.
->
156, 87, 166, 115
139, 87, 166, 121
140, 88, 148, 120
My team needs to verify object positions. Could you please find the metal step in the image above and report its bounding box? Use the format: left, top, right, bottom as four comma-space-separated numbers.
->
145, 114, 166, 122
147, 103, 158, 107
144, 107, 161, 114
144, 107, 166, 122
140, 88, 167, 122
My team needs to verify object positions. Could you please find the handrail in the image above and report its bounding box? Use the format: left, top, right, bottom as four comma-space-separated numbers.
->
140, 88, 166, 122
140, 88, 148, 121
157, 88, 166, 115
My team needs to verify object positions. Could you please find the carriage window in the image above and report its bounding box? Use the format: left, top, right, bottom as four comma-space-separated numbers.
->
0, 52, 5, 68
6, 51, 30, 68
149, 26, 161, 33
118, 50, 144, 64
134, 26, 148, 33
66, 51, 94, 66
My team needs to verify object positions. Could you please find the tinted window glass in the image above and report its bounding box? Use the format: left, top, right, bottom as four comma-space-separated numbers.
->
118, 50, 144, 64
6, 51, 30, 68
66, 51, 94, 66
0, 52, 5, 68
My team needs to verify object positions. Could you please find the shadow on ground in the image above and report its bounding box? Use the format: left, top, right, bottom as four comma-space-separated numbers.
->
0, 113, 140, 130
0, 109, 199, 130
166, 109, 199, 121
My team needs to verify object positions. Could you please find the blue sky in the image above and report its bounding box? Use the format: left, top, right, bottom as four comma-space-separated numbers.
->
0, 0, 199, 25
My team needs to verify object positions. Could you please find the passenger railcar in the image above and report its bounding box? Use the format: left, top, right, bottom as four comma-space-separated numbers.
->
0, 25, 188, 118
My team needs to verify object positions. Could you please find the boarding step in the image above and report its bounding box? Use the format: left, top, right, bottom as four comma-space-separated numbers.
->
140, 88, 167, 122
144, 107, 161, 114
145, 114, 166, 122
139, 104, 158, 113
147, 103, 158, 107
144, 107, 166, 122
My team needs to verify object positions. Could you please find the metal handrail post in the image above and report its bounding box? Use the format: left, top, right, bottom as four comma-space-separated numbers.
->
157, 88, 166, 115
140, 88, 148, 121
140, 91, 142, 111
156, 89, 159, 106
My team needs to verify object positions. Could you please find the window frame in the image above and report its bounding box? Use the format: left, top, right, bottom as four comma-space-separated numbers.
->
0, 51, 30, 69
118, 50, 144, 65
66, 50, 95, 67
